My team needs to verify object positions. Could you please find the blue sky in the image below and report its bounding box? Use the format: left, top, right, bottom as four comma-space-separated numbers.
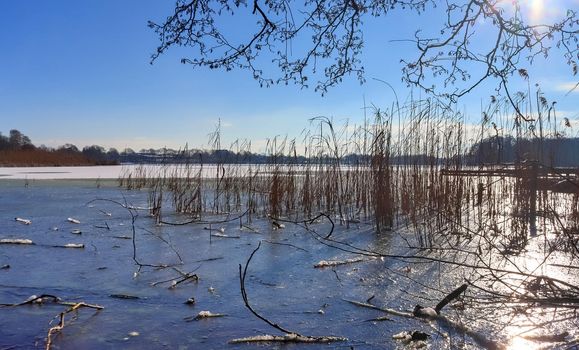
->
0, 1, 577, 153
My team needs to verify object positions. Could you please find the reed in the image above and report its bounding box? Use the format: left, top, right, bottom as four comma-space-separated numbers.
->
118, 92, 578, 261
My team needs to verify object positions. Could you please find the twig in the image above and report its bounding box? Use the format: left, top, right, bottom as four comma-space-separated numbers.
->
263, 240, 309, 252
46, 302, 103, 350
236, 241, 347, 343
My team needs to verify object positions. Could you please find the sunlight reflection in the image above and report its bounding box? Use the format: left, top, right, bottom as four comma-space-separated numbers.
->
507, 333, 540, 350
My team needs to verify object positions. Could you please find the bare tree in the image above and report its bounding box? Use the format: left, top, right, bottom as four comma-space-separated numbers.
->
149, 0, 578, 99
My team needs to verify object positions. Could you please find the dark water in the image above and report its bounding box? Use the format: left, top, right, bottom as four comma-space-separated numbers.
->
3, 180, 572, 349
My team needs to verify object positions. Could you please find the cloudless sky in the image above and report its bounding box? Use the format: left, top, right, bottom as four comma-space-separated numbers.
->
0, 1, 577, 153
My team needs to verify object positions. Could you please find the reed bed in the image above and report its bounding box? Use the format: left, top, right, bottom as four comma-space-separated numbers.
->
118, 94, 579, 262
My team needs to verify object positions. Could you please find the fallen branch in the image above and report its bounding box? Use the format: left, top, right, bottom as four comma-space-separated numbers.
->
1, 294, 60, 307
314, 257, 369, 268
0, 239, 84, 249
46, 301, 103, 350
241, 224, 260, 233
109, 294, 140, 300
0, 294, 102, 350
343, 285, 505, 349
0, 238, 34, 245
151, 267, 199, 288
435, 283, 468, 313
94, 222, 110, 230
343, 299, 413, 317
230, 333, 347, 344
185, 310, 227, 321
160, 209, 249, 226
210, 233, 240, 239
263, 240, 308, 252
235, 241, 347, 343
51, 243, 84, 249
14, 217, 31, 225
67, 217, 81, 224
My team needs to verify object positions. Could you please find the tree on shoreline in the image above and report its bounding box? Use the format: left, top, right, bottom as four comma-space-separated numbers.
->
149, 0, 577, 102
0, 129, 33, 151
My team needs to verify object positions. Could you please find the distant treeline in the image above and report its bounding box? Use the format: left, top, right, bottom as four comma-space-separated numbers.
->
466, 135, 579, 167
0, 129, 118, 166
2, 129, 579, 167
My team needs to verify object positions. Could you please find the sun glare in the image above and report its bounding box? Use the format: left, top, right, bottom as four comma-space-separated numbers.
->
529, 0, 545, 22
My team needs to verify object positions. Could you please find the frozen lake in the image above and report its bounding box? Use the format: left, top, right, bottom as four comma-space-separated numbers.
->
0, 180, 435, 349
1, 175, 577, 349
0, 165, 127, 180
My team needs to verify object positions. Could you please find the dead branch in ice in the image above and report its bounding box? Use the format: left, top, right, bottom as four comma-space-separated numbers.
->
14, 217, 31, 225
0, 294, 102, 350
184, 310, 227, 321
94, 222, 110, 230
345, 284, 505, 350
1, 294, 60, 307
192, 256, 223, 263
151, 267, 199, 288
160, 208, 250, 226
0, 239, 84, 248
88, 198, 180, 274
86, 198, 152, 211
343, 299, 414, 317
98, 209, 112, 216
434, 283, 468, 313
263, 240, 308, 252
45, 301, 103, 350
109, 293, 140, 300
314, 257, 370, 268
211, 233, 240, 239
52, 243, 84, 249
141, 227, 183, 265
271, 213, 335, 239
240, 224, 260, 233
364, 315, 393, 322
234, 241, 347, 344
230, 333, 347, 344
0, 238, 34, 245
